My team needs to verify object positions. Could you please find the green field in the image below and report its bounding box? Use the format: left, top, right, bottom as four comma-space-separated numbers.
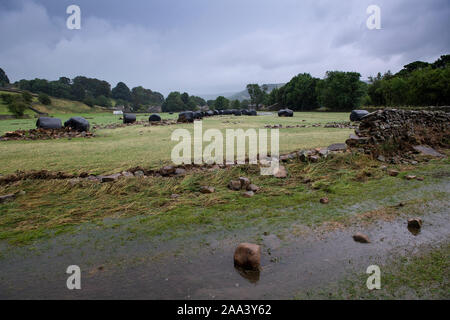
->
0, 112, 353, 175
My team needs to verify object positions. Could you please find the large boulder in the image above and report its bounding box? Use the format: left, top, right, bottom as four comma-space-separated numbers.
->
177, 111, 194, 123
350, 110, 369, 121
149, 114, 161, 122
278, 109, 293, 117
123, 113, 136, 124
36, 117, 62, 129
234, 243, 261, 270
64, 116, 90, 132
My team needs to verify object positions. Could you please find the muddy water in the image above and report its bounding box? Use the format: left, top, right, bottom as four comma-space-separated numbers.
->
0, 197, 448, 299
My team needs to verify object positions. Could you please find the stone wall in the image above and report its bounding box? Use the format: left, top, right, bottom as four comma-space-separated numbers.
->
346, 109, 450, 155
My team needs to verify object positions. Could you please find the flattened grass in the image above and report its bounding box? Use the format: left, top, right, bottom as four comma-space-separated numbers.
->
1, 153, 448, 245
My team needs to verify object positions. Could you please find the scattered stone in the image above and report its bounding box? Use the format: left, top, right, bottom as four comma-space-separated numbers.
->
273, 165, 287, 178
200, 186, 215, 194
327, 143, 347, 151
228, 180, 242, 191
171, 194, 179, 199
134, 170, 145, 177
160, 166, 175, 176
69, 178, 81, 186
388, 169, 399, 177
233, 243, 261, 270
407, 218, 423, 229
100, 173, 121, 183
0, 193, 16, 203
247, 184, 260, 192
239, 177, 251, 189
320, 197, 329, 204
377, 155, 386, 162
309, 155, 320, 162
175, 168, 186, 176
121, 171, 134, 178
352, 232, 370, 243
412, 145, 445, 158
242, 191, 254, 198
416, 176, 424, 181
405, 175, 416, 180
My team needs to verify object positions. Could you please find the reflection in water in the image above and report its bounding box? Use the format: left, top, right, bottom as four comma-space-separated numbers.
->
407, 226, 421, 236
234, 267, 260, 283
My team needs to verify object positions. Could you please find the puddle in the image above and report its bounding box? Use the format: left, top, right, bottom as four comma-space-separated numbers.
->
0, 199, 448, 299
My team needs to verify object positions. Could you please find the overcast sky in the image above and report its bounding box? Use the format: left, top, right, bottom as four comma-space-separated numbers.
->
0, 0, 449, 96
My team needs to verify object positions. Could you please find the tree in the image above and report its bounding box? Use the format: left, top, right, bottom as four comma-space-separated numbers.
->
1, 94, 28, 117
231, 99, 241, 109
162, 91, 186, 112
277, 73, 320, 111
38, 93, 51, 105
0, 68, 10, 87
316, 71, 365, 111
111, 82, 132, 102
22, 91, 33, 104
214, 96, 229, 109
131, 86, 164, 111
246, 84, 266, 108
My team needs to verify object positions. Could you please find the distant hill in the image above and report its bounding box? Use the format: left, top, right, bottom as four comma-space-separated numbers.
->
198, 83, 285, 102
226, 83, 285, 101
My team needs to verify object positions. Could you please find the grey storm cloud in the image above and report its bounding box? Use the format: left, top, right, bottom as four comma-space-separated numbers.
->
0, 0, 449, 96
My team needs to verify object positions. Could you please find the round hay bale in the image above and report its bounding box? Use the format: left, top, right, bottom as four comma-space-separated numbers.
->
64, 116, 90, 132
149, 114, 162, 122
350, 110, 369, 121
123, 113, 136, 124
178, 111, 194, 123
36, 117, 62, 129
278, 109, 294, 117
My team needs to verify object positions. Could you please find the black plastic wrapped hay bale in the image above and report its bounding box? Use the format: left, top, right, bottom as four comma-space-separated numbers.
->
64, 116, 90, 132
278, 109, 294, 117
350, 110, 369, 121
36, 117, 62, 129
149, 114, 162, 122
206, 110, 214, 117
123, 113, 136, 124
177, 111, 194, 123
248, 110, 257, 116
233, 109, 242, 116
193, 111, 203, 119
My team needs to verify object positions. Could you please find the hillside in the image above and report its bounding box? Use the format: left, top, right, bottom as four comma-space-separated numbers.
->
0, 90, 110, 116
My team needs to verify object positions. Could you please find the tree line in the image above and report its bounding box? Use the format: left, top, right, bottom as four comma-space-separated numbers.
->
1, 54, 449, 113
8, 76, 164, 112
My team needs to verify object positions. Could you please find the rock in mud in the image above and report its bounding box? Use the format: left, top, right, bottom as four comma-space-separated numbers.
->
200, 186, 215, 194
175, 168, 186, 176
234, 243, 261, 271
407, 218, 423, 229
352, 232, 370, 243
273, 165, 287, 178
0, 193, 16, 203
228, 180, 242, 191
134, 170, 145, 177
320, 197, 329, 204
121, 171, 134, 178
